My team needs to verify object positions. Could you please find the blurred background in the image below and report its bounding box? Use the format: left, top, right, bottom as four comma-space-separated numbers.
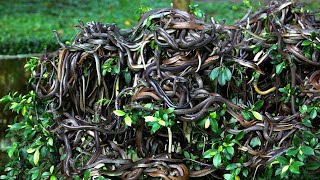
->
0, 0, 318, 172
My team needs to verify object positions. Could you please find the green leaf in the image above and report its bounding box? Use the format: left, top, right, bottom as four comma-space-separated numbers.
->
289, 162, 300, 174
286, 148, 298, 156
311, 32, 317, 41
213, 153, 221, 168
158, 119, 166, 126
305, 162, 320, 170
226, 146, 234, 156
310, 108, 317, 119
276, 156, 288, 165
223, 174, 233, 180
50, 165, 54, 174
226, 164, 238, 170
163, 113, 168, 121
299, 105, 308, 114
151, 123, 161, 133
166, 107, 174, 114
184, 151, 190, 159
83, 169, 91, 180
34, 149, 40, 165
276, 62, 285, 74
301, 146, 314, 155
41, 172, 51, 178
211, 118, 218, 132
27, 148, 36, 153
241, 111, 250, 121
301, 40, 311, 46
50, 176, 57, 180
224, 67, 232, 81
204, 118, 210, 129
250, 137, 261, 148
218, 72, 226, 86
124, 115, 132, 126
9, 123, 24, 131
281, 165, 289, 173
0, 175, 7, 179
144, 116, 158, 122
203, 149, 216, 158
48, 137, 53, 146
113, 110, 126, 116
235, 131, 244, 140
209, 67, 220, 81
253, 100, 264, 110
123, 70, 131, 85
251, 111, 263, 121
210, 111, 217, 119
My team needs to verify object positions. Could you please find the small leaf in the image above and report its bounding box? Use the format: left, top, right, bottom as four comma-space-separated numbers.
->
50, 165, 54, 174
286, 148, 298, 156
211, 118, 218, 132
203, 149, 216, 158
48, 138, 53, 146
301, 40, 311, 46
301, 146, 314, 155
50, 176, 57, 180
241, 111, 250, 121
124, 115, 132, 126
226, 164, 238, 170
235, 131, 245, 140
184, 151, 190, 159
83, 169, 91, 180
151, 123, 161, 133
281, 165, 289, 173
34, 149, 40, 165
204, 118, 210, 129
224, 67, 232, 81
158, 119, 166, 126
144, 116, 158, 122
218, 70, 226, 86
163, 113, 168, 121
223, 174, 233, 180
113, 110, 126, 116
251, 111, 263, 121
310, 109, 317, 119
210, 111, 217, 119
253, 100, 264, 110
41, 172, 51, 178
276, 62, 285, 74
250, 137, 261, 148
213, 153, 221, 168
276, 156, 289, 165
311, 32, 317, 41
226, 146, 234, 156
210, 67, 220, 81
289, 163, 300, 174
27, 148, 36, 153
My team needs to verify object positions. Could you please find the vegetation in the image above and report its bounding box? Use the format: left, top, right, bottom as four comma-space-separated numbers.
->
1, 0, 320, 179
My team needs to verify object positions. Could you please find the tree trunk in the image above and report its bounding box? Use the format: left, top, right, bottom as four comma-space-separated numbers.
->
173, 0, 190, 12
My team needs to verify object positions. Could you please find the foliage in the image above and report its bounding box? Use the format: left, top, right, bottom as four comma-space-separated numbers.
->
0, 59, 59, 179
2, 1, 320, 180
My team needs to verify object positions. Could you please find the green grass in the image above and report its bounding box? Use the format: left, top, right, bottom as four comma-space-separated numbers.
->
0, 0, 318, 55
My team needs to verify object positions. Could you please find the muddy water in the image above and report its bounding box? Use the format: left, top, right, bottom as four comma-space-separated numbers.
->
0, 59, 29, 172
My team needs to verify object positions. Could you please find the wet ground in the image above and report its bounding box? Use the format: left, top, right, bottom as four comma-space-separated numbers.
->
0, 59, 29, 172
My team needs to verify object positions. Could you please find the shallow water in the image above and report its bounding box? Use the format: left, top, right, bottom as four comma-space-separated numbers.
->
0, 59, 29, 173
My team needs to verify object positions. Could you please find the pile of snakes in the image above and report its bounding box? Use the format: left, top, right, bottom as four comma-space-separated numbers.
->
33, 1, 320, 179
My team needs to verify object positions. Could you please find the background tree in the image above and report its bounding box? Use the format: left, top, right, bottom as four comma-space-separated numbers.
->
173, 0, 190, 11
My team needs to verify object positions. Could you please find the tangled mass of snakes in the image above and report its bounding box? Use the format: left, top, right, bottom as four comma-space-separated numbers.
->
32, 1, 320, 179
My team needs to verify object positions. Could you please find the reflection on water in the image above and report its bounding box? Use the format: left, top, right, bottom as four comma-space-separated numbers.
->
0, 59, 29, 173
